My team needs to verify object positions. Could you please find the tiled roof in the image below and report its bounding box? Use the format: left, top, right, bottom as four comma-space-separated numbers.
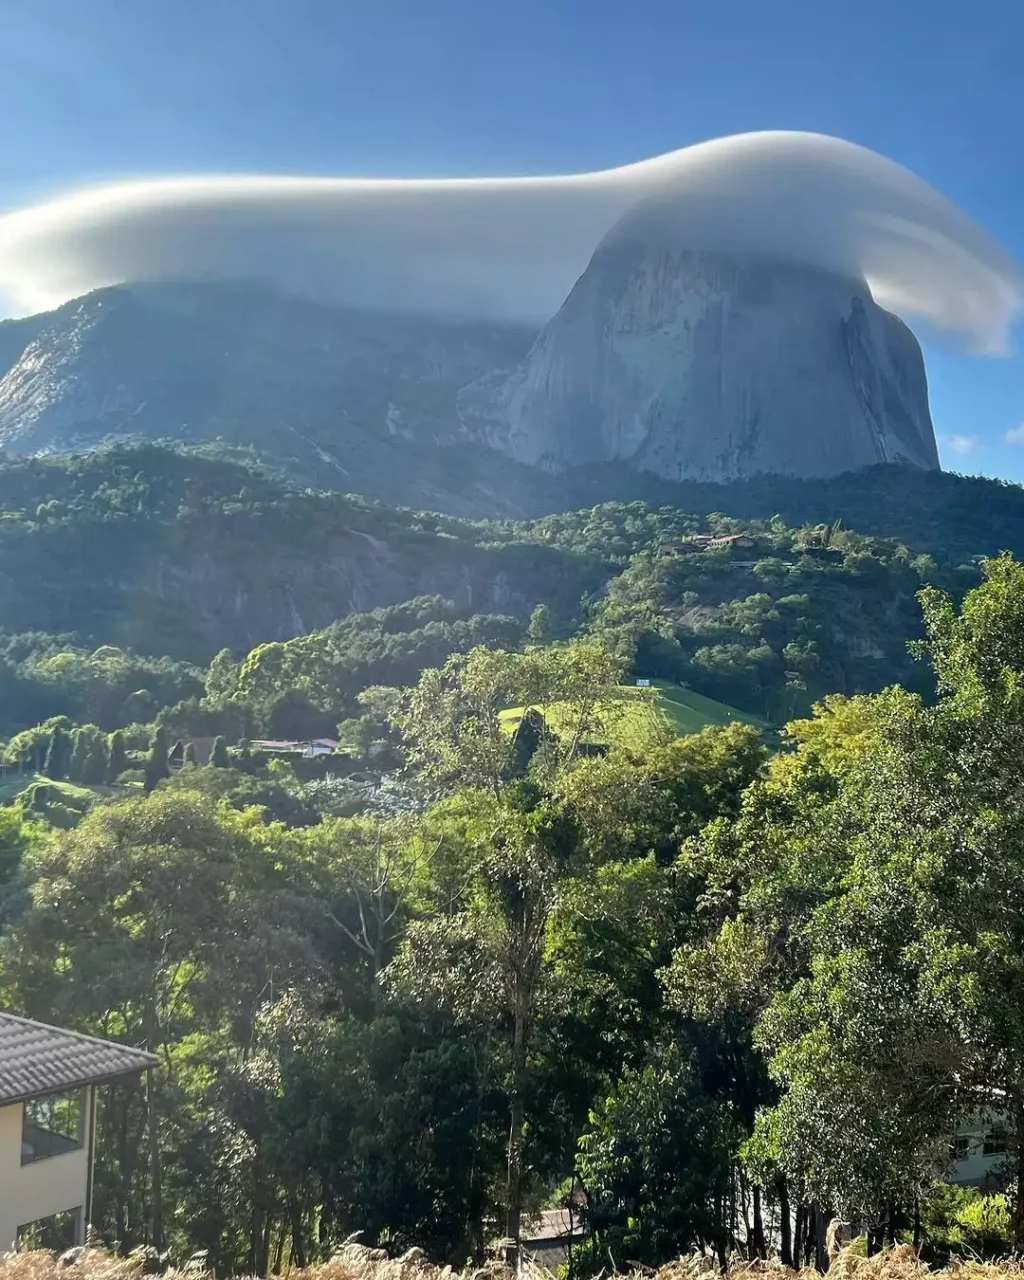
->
0, 1011, 157, 1104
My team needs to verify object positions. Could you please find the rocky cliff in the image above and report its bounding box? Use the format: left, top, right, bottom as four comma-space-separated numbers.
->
0, 251, 939, 505
0, 282, 536, 509
462, 237, 939, 481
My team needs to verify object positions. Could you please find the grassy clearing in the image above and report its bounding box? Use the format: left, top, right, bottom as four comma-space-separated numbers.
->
0, 771, 134, 806
497, 696, 664, 751
652, 681, 768, 736
498, 681, 766, 750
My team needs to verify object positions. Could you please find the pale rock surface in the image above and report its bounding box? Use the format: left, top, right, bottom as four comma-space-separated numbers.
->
461, 236, 939, 480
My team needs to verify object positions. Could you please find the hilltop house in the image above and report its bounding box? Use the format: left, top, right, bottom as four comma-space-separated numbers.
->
0, 1011, 156, 1250
659, 533, 761, 557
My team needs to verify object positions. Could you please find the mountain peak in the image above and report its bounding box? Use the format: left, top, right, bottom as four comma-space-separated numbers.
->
462, 241, 938, 481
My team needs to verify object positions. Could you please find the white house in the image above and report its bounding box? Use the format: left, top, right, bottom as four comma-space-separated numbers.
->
949, 1109, 1010, 1190
0, 1011, 156, 1250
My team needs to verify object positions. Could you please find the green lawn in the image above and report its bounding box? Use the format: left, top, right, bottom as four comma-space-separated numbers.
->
651, 681, 767, 736
0, 770, 134, 806
498, 681, 767, 750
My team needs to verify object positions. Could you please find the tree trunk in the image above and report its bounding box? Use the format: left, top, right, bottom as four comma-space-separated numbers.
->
738, 1169, 751, 1257
257, 1209, 273, 1277
145, 1068, 164, 1250
505, 981, 528, 1268
778, 1178, 793, 1268
319, 1180, 331, 1258
750, 1183, 766, 1259
793, 1203, 805, 1268
249, 1208, 262, 1277
813, 1204, 828, 1273
288, 1196, 308, 1269
372, 930, 384, 1018
730, 1169, 739, 1254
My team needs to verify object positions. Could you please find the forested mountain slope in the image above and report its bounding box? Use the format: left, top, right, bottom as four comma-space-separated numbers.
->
0, 442, 1016, 734
0, 446, 604, 659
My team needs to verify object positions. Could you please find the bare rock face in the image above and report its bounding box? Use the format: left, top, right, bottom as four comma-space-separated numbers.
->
461, 234, 939, 480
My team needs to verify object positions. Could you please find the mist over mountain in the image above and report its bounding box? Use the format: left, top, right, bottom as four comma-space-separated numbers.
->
0, 282, 542, 512
0, 131, 1018, 500
0, 262, 938, 504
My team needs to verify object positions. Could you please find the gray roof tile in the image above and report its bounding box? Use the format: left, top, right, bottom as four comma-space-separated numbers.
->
0, 1011, 157, 1104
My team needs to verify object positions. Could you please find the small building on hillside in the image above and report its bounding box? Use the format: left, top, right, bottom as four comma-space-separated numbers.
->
658, 536, 715, 556
0, 1011, 156, 1249
706, 533, 759, 551
251, 738, 338, 758
521, 1206, 584, 1269
949, 1110, 1011, 1190
659, 533, 761, 557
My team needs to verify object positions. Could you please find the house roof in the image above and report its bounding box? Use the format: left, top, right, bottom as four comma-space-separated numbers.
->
0, 1011, 158, 1104
522, 1207, 583, 1244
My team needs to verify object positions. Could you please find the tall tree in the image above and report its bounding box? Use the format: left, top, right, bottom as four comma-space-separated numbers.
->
703, 557, 1024, 1252
68, 727, 89, 782
393, 641, 651, 1261
82, 731, 109, 785
0, 790, 323, 1262
44, 726, 69, 780
144, 726, 170, 792
107, 730, 127, 781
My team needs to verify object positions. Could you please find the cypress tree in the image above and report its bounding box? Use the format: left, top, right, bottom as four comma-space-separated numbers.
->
68, 728, 88, 782
44, 727, 68, 780
210, 735, 229, 769
144, 726, 170, 793
182, 741, 197, 766
82, 734, 109, 785
107, 730, 127, 782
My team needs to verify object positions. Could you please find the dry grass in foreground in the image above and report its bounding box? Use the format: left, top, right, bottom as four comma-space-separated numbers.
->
1, 1242, 1022, 1280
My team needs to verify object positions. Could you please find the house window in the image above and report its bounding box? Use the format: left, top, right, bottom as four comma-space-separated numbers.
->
16, 1208, 81, 1251
21, 1089, 84, 1164
983, 1129, 1008, 1158
949, 1136, 970, 1162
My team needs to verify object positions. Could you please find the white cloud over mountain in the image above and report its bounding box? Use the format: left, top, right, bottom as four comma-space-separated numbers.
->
942, 434, 979, 456
0, 131, 1019, 350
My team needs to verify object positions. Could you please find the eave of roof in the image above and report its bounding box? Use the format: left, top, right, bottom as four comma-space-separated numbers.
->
0, 1011, 158, 1105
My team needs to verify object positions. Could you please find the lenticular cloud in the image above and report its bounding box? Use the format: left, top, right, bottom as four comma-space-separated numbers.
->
0, 130, 1019, 352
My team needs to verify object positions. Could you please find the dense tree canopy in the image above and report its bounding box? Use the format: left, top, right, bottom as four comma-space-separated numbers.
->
4, 445, 1024, 1273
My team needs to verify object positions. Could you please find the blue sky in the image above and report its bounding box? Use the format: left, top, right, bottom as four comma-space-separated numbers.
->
2, 0, 1022, 479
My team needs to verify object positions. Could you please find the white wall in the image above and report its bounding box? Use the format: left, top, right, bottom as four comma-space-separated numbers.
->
950, 1110, 1009, 1189
0, 1090, 92, 1250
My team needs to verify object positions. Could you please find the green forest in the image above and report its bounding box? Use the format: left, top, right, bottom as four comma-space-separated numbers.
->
3, 446, 1024, 1272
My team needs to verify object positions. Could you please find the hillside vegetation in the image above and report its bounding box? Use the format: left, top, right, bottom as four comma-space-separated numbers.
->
0, 443, 1014, 740
2, 562, 1024, 1268
5, 447, 1024, 1272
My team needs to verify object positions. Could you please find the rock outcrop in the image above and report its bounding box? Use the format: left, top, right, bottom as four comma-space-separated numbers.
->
462, 234, 939, 481
0, 246, 939, 502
